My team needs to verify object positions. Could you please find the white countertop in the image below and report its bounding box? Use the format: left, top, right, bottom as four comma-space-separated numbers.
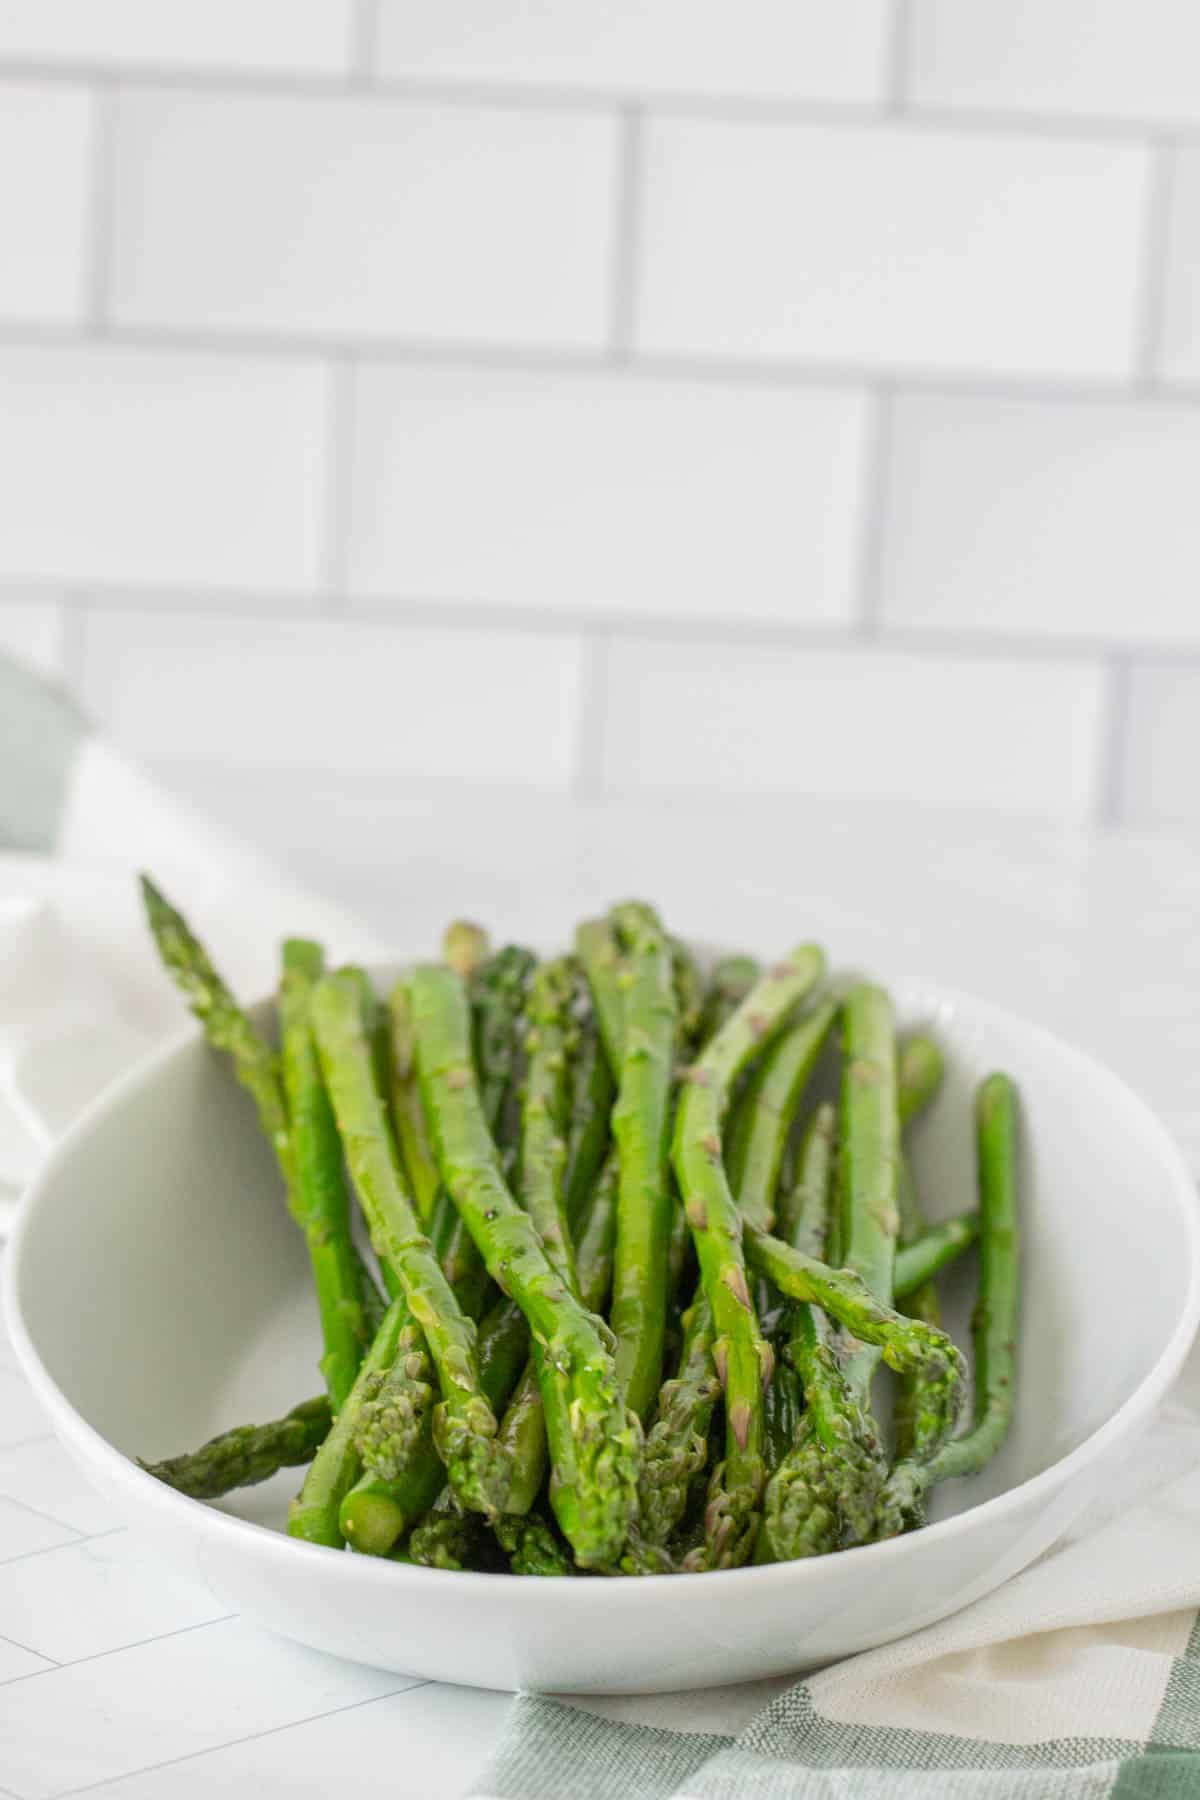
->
1, 791, 1198, 1798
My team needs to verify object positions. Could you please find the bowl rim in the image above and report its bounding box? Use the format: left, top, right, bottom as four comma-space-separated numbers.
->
6, 970, 1200, 1600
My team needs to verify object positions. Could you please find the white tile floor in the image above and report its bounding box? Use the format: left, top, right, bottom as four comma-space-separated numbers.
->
0, 1253, 511, 1800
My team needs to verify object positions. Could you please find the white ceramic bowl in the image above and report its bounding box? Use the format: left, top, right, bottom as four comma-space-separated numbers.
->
6, 972, 1200, 1694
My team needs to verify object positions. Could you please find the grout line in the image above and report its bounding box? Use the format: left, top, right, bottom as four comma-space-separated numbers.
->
0, 57, 1187, 146
318, 359, 359, 608
351, 0, 380, 83
884, 0, 913, 112
0, 1524, 125, 1571
853, 382, 896, 636
82, 78, 120, 333
0, 1493, 84, 1543
0, 1610, 237, 1693
607, 104, 646, 361
13, 575, 1199, 664
0, 1627, 59, 1669
572, 631, 611, 801
1094, 654, 1134, 828
1134, 137, 1178, 386
3, 312, 1196, 412
904, 96, 1189, 148
34, 578, 326, 621
49, 1680, 433, 1798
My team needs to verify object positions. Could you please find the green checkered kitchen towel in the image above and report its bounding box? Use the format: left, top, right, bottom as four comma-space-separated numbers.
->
474, 1327, 1200, 1795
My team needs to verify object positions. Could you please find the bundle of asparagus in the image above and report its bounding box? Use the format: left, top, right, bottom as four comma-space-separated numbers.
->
138, 881, 1019, 1576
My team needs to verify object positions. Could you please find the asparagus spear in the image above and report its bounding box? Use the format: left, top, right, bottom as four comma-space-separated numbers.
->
474, 946, 537, 1128
894, 1214, 978, 1300
279, 940, 370, 1414
725, 1000, 838, 1233
408, 964, 640, 1569
837, 986, 902, 1415
141, 879, 383, 1403
341, 1281, 531, 1555
764, 1363, 804, 1476
321, 1151, 499, 1552
775, 1097, 835, 1250
311, 970, 510, 1520
408, 1494, 486, 1570
933, 1075, 1019, 1477
574, 916, 627, 1075
388, 985, 441, 1228
492, 1361, 547, 1518
674, 946, 825, 1569
699, 955, 761, 1044
358, 1264, 389, 1338
898, 1034, 945, 1129
450, 941, 538, 1295
743, 1228, 965, 1458
143, 1397, 331, 1499
563, 974, 616, 1232
462, 1146, 619, 1561
141, 875, 290, 1172
637, 989, 832, 1555
422, 943, 537, 1319
635, 1291, 722, 1549
492, 1146, 618, 1521
443, 920, 491, 980
757, 1103, 886, 1562
574, 1146, 619, 1307
877, 1074, 1019, 1532
289, 1297, 411, 1545
892, 1035, 947, 1463
609, 902, 679, 1420
476, 1149, 621, 1552
354, 1312, 434, 1482
519, 957, 579, 1291
644, 954, 815, 1563
495, 1509, 574, 1576
669, 936, 706, 1062
664, 1201, 693, 1306
617, 950, 728, 1571
493, 966, 597, 1517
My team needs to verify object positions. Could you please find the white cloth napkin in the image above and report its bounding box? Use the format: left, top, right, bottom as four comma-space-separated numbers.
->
0, 734, 385, 1229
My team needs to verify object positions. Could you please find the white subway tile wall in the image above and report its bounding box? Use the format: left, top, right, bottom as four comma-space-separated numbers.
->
0, 82, 92, 323
0, 2, 1195, 829
374, 0, 892, 105
1117, 664, 1200, 827
0, 1, 356, 76
79, 612, 586, 787
346, 365, 867, 622
1159, 148, 1200, 384
636, 118, 1149, 380
0, 346, 329, 591
881, 395, 1200, 647
109, 92, 621, 349
908, 0, 1200, 128
600, 640, 1107, 817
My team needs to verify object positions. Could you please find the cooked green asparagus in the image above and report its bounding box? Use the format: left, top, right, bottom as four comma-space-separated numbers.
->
139, 886, 1020, 1584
